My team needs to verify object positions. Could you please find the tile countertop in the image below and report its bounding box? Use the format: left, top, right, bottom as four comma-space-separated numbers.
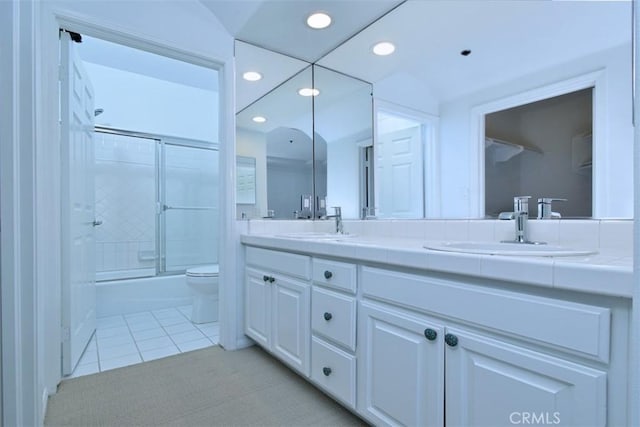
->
240, 234, 633, 299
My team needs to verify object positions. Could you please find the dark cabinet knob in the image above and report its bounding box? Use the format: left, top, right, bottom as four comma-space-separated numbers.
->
268, 276, 275, 283
424, 328, 437, 341
324, 270, 333, 279
323, 312, 333, 321
263, 275, 269, 282
444, 333, 458, 347
322, 367, 332, 376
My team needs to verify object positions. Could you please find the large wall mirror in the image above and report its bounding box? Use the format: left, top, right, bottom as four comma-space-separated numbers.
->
318, 0, 633, 219
236, 1, 633, 220
235, 41, 372, 220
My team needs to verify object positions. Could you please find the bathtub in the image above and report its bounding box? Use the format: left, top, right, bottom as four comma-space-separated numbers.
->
96, 274, 191, 317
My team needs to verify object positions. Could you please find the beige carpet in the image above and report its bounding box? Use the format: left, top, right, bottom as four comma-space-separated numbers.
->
45, 345, 367, 427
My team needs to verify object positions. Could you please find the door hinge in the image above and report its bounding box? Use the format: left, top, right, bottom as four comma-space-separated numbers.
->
62, 326, 71, 342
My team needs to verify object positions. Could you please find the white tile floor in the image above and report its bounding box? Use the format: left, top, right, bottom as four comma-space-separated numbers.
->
68, 305, 219, 378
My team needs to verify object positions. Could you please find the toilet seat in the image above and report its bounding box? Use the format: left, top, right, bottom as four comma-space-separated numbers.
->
186, 264, 219, 278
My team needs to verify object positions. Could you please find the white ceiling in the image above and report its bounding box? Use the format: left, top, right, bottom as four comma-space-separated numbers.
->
318, 0, 632, 103
223, 0, 630, 134
200, 0, 403, 62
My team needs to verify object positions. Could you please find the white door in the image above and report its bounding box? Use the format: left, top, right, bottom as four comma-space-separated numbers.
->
60, 31, 97, 376
376, 125, 423, 218
445, 327, 607, 427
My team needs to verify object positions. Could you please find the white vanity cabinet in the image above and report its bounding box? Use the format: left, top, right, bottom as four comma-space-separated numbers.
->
310, 258, 358, 407
358, 266, 610, 427
245, 247, 312, 377
242, 240, 626, 427
445, 327, 607, 427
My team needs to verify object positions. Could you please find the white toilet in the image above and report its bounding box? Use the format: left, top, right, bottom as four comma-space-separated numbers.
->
186, 264, 219, 324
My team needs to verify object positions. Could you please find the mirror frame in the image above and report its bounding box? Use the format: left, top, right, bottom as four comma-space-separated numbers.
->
471, 70, 606, 218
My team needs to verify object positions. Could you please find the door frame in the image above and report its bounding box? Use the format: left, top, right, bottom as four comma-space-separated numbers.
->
373, 99, 440, 218
52, 15, 226, 357
0, 4, 233, 424
469, 70, 605, 218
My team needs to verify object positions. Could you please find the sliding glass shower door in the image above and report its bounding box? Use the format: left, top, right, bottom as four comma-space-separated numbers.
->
160, 141, 219, 273
94, 127, 218, 280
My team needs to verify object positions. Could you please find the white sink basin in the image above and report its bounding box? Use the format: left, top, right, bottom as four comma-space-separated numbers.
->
424, 241, 597, 257
276, 232, 355, 240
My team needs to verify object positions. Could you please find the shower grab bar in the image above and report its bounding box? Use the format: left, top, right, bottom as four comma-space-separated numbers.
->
162, 204, 217, 211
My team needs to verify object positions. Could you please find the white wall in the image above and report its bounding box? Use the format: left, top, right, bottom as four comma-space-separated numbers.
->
439, 43, 632, 218
14, 3, 236, 424
267, 160, 313, 219
326, 136, 361, 219
85, 62, 219, 142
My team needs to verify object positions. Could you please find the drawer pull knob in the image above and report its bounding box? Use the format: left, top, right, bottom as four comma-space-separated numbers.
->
322, 367, 332, 376
324, 270, 333, 279
323, 312, 333, 321
268, 276, 275, 283
262, 275, 269, 282
444, 333, 458, 347
424, 328, 438, 341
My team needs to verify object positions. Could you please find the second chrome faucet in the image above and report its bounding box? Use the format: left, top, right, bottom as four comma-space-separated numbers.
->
500, 195, 566, 244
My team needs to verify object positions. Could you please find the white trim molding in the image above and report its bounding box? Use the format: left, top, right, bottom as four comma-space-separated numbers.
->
469, 70, 606, 218
1, 1, 42, 425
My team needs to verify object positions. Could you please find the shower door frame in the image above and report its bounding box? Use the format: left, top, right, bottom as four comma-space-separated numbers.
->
94, 125, 219, 279
158, 137, 219, 275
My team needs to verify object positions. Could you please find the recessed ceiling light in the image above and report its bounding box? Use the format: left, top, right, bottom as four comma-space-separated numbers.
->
252, 116, 267, 123
243, 71, 262, 81
298, 88, 320, 97
307, 12, 332, 29
372, 41, 396, 56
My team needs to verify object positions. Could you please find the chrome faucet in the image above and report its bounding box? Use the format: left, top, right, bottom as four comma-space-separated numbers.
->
537, 198, 567, 219
512, 196, 530, 243
326, 206, 343, 234
500, 196, 537, 244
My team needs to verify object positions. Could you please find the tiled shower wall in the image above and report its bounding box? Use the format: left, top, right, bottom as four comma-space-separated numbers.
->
95, 132, 219, 279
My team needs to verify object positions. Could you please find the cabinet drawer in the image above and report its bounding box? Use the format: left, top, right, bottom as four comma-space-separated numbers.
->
312, 287, 356, 351
362, 266, 610, 362
246, 247, 311, 280
312, 258, 356, 294
311, 337, 356, 408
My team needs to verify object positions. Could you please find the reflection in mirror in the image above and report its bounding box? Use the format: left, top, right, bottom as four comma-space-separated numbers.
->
236, 66, 313, 219
484, 89, 592, 218
235, 40, 310, 112
374, 104, 439, 219
318, 1, 632, 218
312, 65, 373, 220
236, 156, 256, 205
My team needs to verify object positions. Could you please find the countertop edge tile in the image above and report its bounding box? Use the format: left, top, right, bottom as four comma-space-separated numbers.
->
241, 234, 632, 298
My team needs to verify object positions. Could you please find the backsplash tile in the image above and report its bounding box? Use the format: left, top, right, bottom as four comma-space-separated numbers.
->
558, 220, 599, 249
242, 218, 632, 254
599, 220, 633, 253
527, 220, 560, 244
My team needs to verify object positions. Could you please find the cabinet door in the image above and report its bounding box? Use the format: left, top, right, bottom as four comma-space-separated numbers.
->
272, 275, 311, 377
245, 268, 270, 348
445, 327, 607, 427
358, 301, 444, 427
